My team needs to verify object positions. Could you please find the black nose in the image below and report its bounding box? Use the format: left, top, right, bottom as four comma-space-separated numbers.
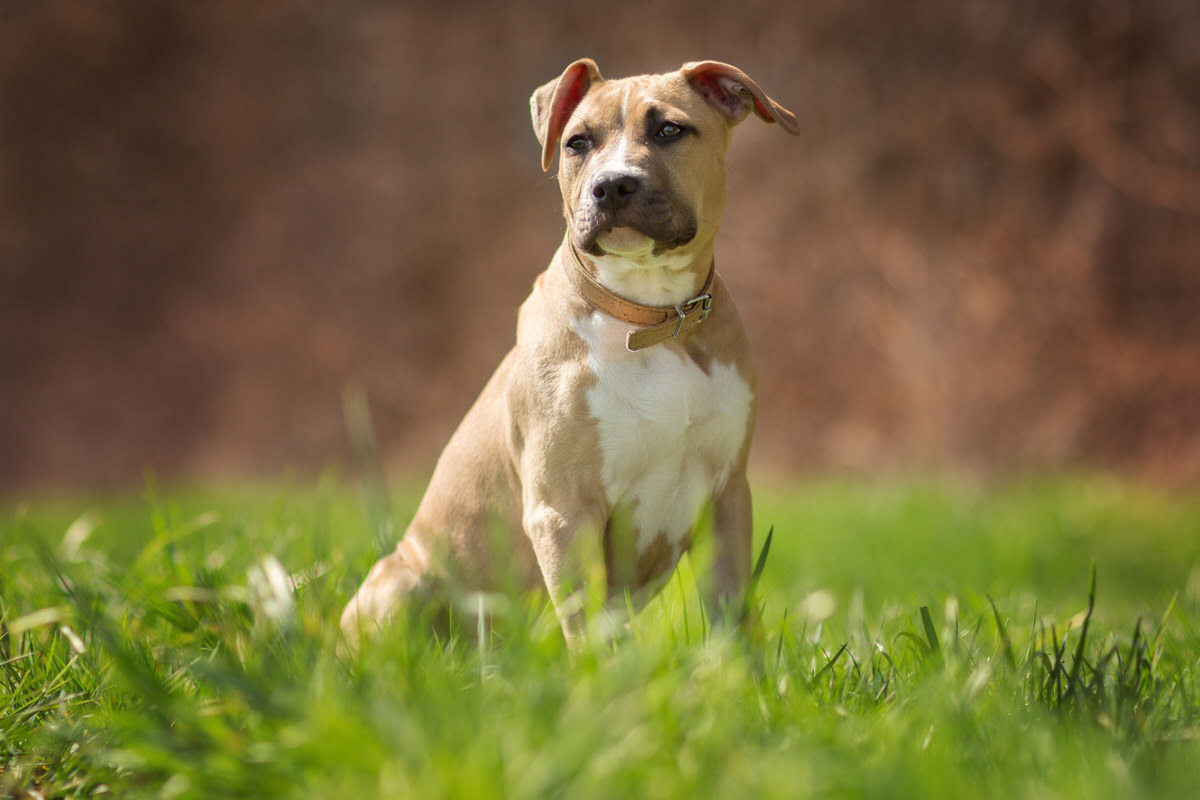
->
591, 172, 640, 209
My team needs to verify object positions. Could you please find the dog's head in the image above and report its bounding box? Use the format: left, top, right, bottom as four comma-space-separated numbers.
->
531, 60, 799, 262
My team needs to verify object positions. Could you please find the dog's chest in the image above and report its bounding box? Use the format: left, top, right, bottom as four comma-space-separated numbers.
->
573, 311, 753, 555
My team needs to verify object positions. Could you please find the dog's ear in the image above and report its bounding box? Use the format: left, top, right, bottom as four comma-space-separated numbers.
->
681, 61, 799, 136
531, 58, 604, 171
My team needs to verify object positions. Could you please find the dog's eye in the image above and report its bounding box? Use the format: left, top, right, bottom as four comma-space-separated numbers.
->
656, 122, 684, 140
564, 135, 590, 154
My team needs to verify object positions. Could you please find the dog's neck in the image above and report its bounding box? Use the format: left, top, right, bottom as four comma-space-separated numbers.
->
568, 240, 715, 307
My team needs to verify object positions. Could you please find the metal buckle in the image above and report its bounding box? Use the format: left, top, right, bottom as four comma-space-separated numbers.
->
672, 293, 712, 338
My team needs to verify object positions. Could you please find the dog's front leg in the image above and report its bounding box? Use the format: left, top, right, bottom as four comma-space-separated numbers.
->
522, 498, 608, 650
709, 471, 755, 630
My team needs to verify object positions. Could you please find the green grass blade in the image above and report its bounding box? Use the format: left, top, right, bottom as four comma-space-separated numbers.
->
919, 605, 941, 656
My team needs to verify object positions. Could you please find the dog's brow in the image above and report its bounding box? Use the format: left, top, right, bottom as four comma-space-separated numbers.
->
564, 109, 593, 138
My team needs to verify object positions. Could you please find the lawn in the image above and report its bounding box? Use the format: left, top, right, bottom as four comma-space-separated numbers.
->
2, 474, 1199, 798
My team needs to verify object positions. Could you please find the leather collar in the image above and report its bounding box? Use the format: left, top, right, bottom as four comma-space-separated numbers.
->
566, 244, 716, 352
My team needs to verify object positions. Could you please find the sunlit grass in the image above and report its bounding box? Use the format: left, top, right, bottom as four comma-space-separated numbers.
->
2, 475, 1199, 798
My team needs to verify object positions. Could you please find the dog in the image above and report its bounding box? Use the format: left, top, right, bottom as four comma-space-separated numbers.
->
341, 59, 798, 649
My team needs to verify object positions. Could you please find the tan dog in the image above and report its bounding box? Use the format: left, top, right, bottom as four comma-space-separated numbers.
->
341, 59, 798, 649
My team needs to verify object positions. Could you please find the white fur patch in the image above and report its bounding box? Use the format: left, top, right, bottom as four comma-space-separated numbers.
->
592, 122, 634, 186
591, 249, 699, 306
573, 311, 753, 556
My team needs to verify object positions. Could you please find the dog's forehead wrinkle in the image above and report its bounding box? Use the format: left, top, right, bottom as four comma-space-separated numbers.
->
564, 109, 596, 141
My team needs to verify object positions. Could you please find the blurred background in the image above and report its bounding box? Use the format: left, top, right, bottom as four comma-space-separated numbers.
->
1, 0, 1198, 491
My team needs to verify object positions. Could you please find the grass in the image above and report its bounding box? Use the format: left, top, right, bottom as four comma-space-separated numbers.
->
2, 473, 1199, 798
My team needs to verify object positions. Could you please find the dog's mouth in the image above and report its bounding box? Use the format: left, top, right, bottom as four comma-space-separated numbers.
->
570, 173, 699, 257
595, 227, 654, 255
575, 216, 697, 258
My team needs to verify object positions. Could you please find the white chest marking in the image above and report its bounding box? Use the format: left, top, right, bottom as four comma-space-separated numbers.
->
573, 311, 753, 552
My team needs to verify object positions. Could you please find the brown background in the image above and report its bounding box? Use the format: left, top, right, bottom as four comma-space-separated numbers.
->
2, 0, 1199, 490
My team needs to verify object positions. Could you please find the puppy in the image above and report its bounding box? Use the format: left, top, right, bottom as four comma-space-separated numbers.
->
341, 59, 799, 648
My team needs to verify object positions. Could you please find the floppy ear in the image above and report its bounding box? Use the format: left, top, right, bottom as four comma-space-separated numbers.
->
680, 61, 800, 136
530, 58, 604, 171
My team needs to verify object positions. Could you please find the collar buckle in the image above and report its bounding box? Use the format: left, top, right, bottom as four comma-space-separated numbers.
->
673, 293, 712, 338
